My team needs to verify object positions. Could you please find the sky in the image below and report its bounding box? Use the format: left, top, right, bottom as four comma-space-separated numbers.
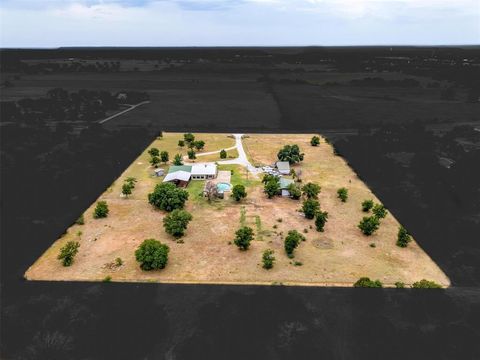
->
0, 0, 479, 47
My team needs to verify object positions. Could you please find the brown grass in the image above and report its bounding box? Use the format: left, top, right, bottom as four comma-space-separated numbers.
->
25, 133, 450, 287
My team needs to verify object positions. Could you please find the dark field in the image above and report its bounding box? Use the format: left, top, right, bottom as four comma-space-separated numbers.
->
1, 47, 480, 359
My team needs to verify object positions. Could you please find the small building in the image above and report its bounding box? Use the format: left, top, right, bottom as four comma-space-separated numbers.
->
279, 177, 294, 197
191, 163, 217, 180
154, 168, 165, 177
162, 170, 191, 187
276, 161, 291, 175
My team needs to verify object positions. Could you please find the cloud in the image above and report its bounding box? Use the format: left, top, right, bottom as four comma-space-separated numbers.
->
0, 0, 478, 47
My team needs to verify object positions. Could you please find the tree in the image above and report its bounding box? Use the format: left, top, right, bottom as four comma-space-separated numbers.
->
284, 230, 305, 257
397, 226, 412, 248
193, 140, 205, 151
353, 277, 383, 288
358, 216, 380, 236
122, 183, 133, 198
310, 136, 320, 146
277, 144, 304, 164
264, 178, 280, 198
287, 183, 302, 200
234, 226, 254, 250
125, 177, 137, 188
301, 198, 320, 219
173, 153, 183, 166
148, 147, 160, 157
163, 209, 193, 238
150, 155, 160, 167
187, 149, 196, 160
135, 239, 169, 270
204, 181, 220, 201
262, 173, 278, 184
160, 151, 169, 164
361, 199, 374, 212
148, 182, 189, 212
337, 187, 348, 202
372, 204, 388, 219
220, 149, 227, 159
412, 279, 442, 288
93, 201, 109, 218
315, 211, 329, 232
184, 133, 195, 145
178, 140, 185, 148
302, 182, 321, 199
262, 249, 275, 269
58, 241, 80, 266
232, 184, 247, 201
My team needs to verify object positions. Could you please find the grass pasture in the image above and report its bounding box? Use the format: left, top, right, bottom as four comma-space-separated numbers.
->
25, 133, 450, 287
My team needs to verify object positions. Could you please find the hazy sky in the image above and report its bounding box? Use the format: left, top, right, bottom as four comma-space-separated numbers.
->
1, 0, 479, 47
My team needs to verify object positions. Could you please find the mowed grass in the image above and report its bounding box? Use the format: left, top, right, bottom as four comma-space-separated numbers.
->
25, 133, 450, 287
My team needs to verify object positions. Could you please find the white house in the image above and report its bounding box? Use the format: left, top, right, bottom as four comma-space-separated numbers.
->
191, 163, 217, 180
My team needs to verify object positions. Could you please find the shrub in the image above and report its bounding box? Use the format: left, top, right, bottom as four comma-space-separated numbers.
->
353, 277, 383, 288
75, 214, 84, 225
358, 216, 380, 236
315, 211, 329, 232
361, 199, 374, 212
160, 151, 169, 163
163, 209, 193, 238
178, 140, 185, 148
149, 155, 160, 167
183, 133, 195, 144
122, 183, 133, 197
231, 184, 247, 201
103, 276, 112, 282
187, 149, 196, 160
293, 261, 303, 266
310, 136, 320, 146
135, 239, 169, 270
337, 187, 348, 202
262, 173, 278, 184
148, 182, 189, 212
396, 226, 412, 248
173, 153, 183, 166
220, 149, 227, 159
301, 198, 320, 219
302, 182, 321, 199
125, 177, 137, 188
284, 230, 305, 257
264, 178, 280, 198
372, 204, 388, 219
412, 279, 442, 288
262, 249, 275, 269
57, 241, 80, 266
148, 147, 160, 157
193, 140, 205, 151
287, 183, 302, 200
277, 144, 304, 164
115, 257, 123, 266
234, 226, 254, 250
93, 201, 109, 218
395, 281, 405, 288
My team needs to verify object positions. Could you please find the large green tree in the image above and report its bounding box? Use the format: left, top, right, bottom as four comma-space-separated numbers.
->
302, 182, 321, 199
232, 184, 247, 201
277, 144, 304, 164
315, 211, 329, 232
93, 201, 109, 218
264, 178, 280, 198
148, 182, 189, 212
135, 239, 169, 270
284, 230, 305, 257
234, 226, 254, 250
358, 216, 380, 236
301, 198, 320, 219
58, 241, 80, 267
163, 209, 193, 238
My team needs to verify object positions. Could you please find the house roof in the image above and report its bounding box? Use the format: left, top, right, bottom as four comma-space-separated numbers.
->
163, 171, 191, 182
168, 165, 192, 174
279, 177, 294, 189
276, 161, 290, 171
191, 163, 217, 176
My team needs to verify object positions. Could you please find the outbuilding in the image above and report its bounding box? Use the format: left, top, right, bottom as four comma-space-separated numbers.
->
162, 170, 191, 187
279, 177, 294, 197
276, 161, 291, 175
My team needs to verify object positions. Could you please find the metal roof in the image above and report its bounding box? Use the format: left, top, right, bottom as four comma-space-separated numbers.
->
163, 171, 191, 182
276, 161, 290, 171
191, 163, 217, 176
167, 165, 192, 174
279, 177, 294, 189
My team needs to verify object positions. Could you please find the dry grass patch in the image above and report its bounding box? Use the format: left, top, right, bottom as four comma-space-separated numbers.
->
26, 133, 450, 287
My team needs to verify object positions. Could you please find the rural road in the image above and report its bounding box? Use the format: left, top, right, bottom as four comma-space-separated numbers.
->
98, 101, 151, 124
217, 134, 262, 176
